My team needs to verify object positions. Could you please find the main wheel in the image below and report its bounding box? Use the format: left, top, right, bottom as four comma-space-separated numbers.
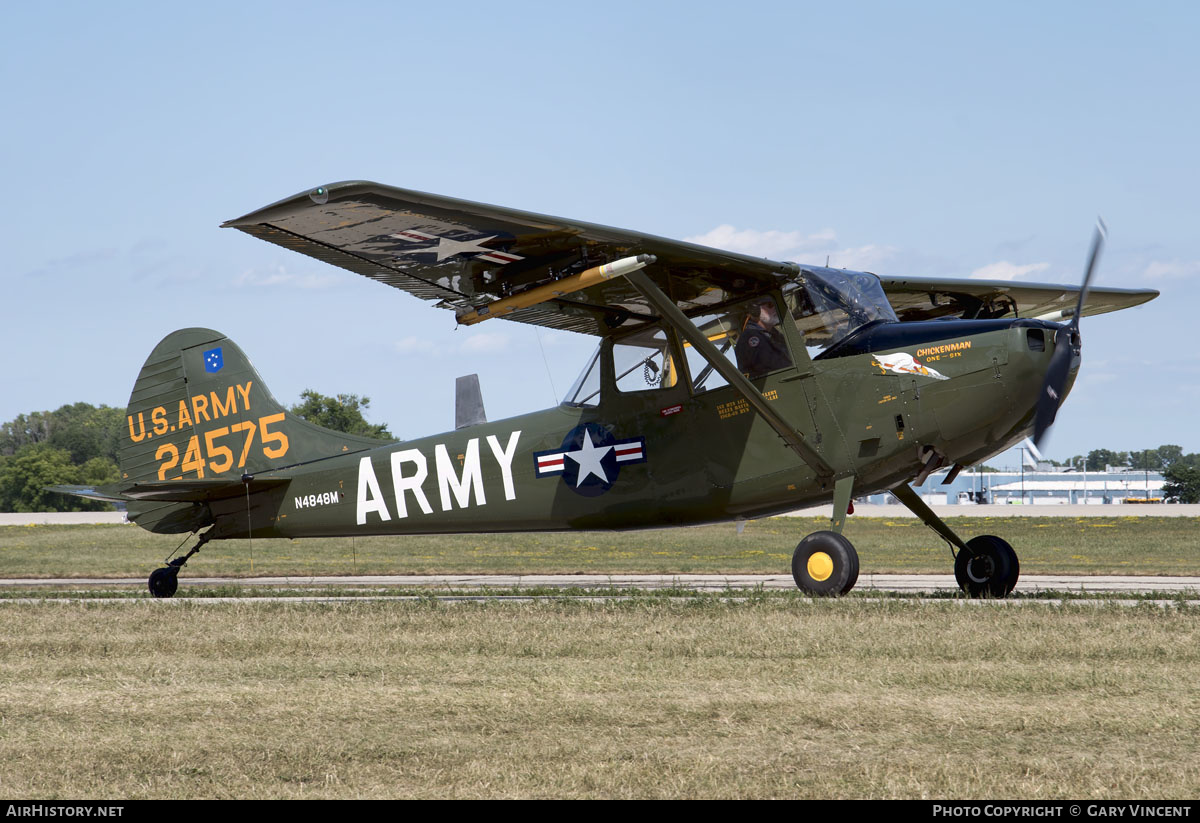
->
792, 531, 860, 596
148, 567, 179, 599
954, 535, 1019, 598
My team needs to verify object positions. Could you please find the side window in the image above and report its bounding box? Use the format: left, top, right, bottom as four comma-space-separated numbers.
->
613, 327, 680, 393
681, 313, 736, 394
682, 297, 794, 391
733, 296, 794, 377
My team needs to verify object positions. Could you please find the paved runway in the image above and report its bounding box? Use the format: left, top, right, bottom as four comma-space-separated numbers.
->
4, 573, 1199, 595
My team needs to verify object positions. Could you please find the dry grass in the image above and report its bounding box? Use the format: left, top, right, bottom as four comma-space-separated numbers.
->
1, 598, 1198, 798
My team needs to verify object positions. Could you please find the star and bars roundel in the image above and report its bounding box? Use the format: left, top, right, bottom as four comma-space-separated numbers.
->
533, 423, 647, 497
388, 229, 524, 265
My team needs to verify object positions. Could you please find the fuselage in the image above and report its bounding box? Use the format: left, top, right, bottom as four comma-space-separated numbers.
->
205, 316, 1077, 540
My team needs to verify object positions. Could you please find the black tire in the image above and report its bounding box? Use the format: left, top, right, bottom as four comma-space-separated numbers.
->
148, 567, 179, 599
841, 549, 860, 595
954, 535, 1019, 598
792, 531, 859, 596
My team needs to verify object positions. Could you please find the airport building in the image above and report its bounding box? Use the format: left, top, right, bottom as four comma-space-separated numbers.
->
862, 466, 1166, 506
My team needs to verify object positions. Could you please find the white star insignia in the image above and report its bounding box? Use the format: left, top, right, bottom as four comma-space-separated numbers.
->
425, 234, 499, 262
564, 429, 613, 487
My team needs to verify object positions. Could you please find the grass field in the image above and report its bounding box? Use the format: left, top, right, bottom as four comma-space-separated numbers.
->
3, 519, 1199, 799
1, 597, 1197, 799
1, 517, 1198, 578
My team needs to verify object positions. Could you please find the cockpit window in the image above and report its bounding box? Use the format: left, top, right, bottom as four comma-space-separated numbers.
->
783, 268, 897, 358
613, 326, 679, 393
562, 325, 681, 407
679, 294, 795, 391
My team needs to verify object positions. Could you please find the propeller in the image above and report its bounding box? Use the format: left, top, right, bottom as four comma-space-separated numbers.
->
1031, 219, 1106, 447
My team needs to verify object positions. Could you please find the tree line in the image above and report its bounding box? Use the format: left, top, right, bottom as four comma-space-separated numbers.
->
1070, 446, 1194, 472
1039, 446, 1200, 503
0, 392, 392, 512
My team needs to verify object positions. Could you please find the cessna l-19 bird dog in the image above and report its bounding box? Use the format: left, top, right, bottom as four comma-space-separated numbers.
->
55, 182, 1157, 598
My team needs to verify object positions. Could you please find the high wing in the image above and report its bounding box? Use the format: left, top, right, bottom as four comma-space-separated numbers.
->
224, 182, 1157, 332
878, 276, 1157, 323
222, 181, 800, 336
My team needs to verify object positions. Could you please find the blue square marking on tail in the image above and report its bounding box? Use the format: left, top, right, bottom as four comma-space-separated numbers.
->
203, 348, 224, 373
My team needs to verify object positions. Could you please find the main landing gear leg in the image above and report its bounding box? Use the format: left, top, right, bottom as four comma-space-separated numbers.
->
792, 476, 860, 596
148, 530, 212, 599
891, 482, 1019, 598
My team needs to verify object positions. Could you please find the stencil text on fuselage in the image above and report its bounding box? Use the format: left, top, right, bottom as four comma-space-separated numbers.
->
355, 431, 521, 524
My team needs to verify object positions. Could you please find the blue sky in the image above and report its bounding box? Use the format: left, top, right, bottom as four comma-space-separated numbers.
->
3, 1, 1196, 465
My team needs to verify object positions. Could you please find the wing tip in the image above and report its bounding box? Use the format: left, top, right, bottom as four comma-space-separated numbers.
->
221, 180, 383, 228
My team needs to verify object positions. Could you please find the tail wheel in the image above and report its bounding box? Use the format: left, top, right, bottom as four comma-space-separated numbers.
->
148, 567, 179, 599
955, 535, 1019, 598
792, 531, 860, 596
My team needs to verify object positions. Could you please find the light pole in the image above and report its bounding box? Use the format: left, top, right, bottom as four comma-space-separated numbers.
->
1145, 450, 1153, 502
1083, 456, 1088, 505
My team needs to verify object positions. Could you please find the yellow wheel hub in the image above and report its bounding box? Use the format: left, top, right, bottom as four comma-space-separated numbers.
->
807, 551, 835, 582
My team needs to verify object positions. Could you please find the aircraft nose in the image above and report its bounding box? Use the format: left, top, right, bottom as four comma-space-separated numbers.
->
1054, 324, 1082, 372
1025, 322, 1080, 368
1023, 321, 1082, 440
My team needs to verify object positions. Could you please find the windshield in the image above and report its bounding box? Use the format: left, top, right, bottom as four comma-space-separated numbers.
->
783, 268, 897, 357
563, 343, 602, 406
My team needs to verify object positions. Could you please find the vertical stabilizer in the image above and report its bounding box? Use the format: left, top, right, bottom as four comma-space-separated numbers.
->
119, 328, 393, 532
455, 373, 487, 429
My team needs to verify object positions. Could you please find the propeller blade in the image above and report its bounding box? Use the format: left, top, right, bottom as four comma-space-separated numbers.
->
1031, 220, 1106, 447
1069, 218, 1107, 331
1032, 333, 1073, 446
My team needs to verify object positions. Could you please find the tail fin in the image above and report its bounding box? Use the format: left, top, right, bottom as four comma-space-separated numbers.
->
118, 328, 390, 531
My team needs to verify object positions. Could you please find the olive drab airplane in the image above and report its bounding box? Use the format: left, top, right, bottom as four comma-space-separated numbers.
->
54, 182, 1158, 598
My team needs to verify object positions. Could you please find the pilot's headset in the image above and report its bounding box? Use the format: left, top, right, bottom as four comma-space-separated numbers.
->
744, 295, 779, 330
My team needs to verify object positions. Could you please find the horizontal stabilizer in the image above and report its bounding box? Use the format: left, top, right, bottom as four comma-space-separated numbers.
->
49, 476, 290, 504
47, 485, 134, 504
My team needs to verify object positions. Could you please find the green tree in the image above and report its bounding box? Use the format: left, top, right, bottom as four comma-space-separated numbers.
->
290, 390, 393, 440
0, 444, 112, 512
0, 411, 52, 455
1086, 449, 1128, 471
1156, 444, 1184, 467
1162, 464, 1200, 504
46, 403, 124, 464
1174, 452, 1200, 470
0, 403, 123, 463
80, 456, 120, 486
1129, 448, 1162, 471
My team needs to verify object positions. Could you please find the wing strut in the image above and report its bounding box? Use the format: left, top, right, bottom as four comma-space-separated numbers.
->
623, 270, 835, 485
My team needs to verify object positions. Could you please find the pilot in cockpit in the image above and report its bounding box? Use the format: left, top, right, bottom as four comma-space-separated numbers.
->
735, 296, 793, 378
